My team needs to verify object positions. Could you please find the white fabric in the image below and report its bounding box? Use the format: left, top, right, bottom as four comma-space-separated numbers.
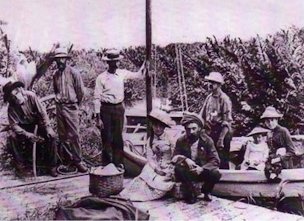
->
190, 139, 199, 161
241, 141, 269, 171
94, 69, 143, 113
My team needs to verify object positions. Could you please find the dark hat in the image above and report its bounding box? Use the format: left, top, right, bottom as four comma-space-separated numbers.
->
3, 81, 25, 102
180, 111, 204, 128
102, 49, 124, 61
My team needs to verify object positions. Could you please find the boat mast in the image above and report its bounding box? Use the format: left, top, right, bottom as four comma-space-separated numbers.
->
146, 0, 152, 137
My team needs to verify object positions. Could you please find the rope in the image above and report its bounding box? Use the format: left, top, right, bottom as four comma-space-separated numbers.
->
175, 44, 185, 111
178, 45, 189, 110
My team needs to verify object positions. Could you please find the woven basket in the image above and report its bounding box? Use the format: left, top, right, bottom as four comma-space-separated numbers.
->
89, 165, 124, 198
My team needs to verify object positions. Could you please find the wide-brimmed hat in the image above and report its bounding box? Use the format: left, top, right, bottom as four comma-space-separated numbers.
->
260, 106, 283, 119
180, 111, 204, 128
205, 72, 224, 84
247, 127, 270, 137
2, 81, 25, 102
102, 49, 124, 61
148, 109, 173, 128
53, 47, 71, 59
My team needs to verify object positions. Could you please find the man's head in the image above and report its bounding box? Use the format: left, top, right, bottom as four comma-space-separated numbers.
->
53, 47, 71, 71
204, 72, 224, 93
260, 106, 282, 130
102, 49, 123, 73
181, 112, 204, 141
3, 81, 25, 105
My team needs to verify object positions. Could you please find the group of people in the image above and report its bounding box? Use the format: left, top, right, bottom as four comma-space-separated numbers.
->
4, 47, 299, 203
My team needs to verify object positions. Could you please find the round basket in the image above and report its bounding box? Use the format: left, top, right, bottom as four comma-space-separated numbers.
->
89, 165, 125, 198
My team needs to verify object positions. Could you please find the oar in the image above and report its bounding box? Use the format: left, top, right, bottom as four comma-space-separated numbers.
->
32, 125, 38, 178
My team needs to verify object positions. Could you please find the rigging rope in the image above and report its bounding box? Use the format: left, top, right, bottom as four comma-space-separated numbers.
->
175, 44, 188, 111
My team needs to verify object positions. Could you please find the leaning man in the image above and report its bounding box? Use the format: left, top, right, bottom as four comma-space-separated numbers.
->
52, 47, 87, 173
94, 49, 145, 166
172, 112, 221, 204
4, 81, 58, 177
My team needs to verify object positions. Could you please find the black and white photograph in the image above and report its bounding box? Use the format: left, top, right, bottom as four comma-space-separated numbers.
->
0, 0, 304, 220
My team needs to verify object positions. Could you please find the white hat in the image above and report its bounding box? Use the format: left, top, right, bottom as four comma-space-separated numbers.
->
260, 106, 283, 119
148, 109, 174, 128
205, 72, 224, 84
102, 49, 124, 61
247, 127, 270, 137
53, 47, 71, 59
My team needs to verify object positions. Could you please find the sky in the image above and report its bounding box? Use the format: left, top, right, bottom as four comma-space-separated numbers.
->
0, 0, 304, 52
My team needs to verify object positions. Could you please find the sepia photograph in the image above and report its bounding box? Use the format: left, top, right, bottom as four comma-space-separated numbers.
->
0, 0, 304, 220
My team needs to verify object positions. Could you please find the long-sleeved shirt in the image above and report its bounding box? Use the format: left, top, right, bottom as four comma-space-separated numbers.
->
200, 89, 233, 129
173, 133, 220, 171
269, 125, 296, 157
94, 69, 143, 113
8, 91, 51, 137
53, 66, 85, 105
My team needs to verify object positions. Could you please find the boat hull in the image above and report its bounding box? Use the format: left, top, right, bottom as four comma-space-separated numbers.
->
123, 147, 304, 198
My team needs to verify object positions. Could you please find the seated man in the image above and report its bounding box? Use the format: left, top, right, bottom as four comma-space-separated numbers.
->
3, 81, 58, 177
260, 106, 297, 168
172, 112, 222, 204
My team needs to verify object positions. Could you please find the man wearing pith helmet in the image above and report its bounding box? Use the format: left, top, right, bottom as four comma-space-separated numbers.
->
94, 49, 146, 166
260, 106, 296, 165
199, 72, 233, 169
52, 47, 87, 173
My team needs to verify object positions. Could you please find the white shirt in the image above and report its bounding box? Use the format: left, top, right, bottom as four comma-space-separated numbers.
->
94, 69, 143, 113
190, 139, 199, 161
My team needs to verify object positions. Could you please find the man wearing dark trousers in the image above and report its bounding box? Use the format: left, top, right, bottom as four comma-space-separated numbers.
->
4, 81, 58, 177
93, 49, 145, 166
199, 72, 233, 169
172, 112, 221, 204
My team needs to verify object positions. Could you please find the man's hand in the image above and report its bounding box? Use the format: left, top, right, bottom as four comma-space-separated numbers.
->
216, 138, 224, 149
46, 127, 56, 139
185, 158, 197, 169
93, 113, 104, 129
190, 166, 204, 176
27, 133, 44, 143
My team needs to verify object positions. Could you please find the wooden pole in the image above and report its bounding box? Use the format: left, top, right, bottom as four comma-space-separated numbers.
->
146, 0, 152, 137
32, 125, 38, 178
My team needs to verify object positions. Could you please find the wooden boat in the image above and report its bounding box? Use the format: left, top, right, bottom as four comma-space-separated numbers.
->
123, 132, 304, 198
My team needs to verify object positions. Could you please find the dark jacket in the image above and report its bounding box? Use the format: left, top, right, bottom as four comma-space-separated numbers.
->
173, 133, 220, 171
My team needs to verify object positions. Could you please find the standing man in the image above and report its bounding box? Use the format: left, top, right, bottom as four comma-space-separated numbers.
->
4, 81, 58, 177
199, 72, 233, 169
172, 112, 221, 204
52, 47, 87, 173
94, 49, 145, 166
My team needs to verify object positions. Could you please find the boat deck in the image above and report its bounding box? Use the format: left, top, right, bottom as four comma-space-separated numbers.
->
0, 173, 303, 220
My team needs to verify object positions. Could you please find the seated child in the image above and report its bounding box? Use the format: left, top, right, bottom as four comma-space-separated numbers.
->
241, 127, 270, 171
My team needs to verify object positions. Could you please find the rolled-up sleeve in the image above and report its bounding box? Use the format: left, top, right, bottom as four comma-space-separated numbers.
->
72, 70, 85, 105
94, 75, 102, 114
221, 96, 233, 128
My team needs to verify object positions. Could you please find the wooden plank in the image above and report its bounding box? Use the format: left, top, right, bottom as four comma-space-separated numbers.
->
213, 182, 304, 197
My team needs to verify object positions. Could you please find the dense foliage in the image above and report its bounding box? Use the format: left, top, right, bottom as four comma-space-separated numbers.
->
1, 24, 304, 136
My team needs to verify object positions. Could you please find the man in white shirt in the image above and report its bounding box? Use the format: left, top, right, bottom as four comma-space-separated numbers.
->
93, 49, 145, 166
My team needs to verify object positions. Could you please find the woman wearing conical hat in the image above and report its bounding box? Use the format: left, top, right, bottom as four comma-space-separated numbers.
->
260, 106, 296, 168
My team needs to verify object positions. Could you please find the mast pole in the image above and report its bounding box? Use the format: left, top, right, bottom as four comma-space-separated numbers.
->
146, 0, 152, 136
